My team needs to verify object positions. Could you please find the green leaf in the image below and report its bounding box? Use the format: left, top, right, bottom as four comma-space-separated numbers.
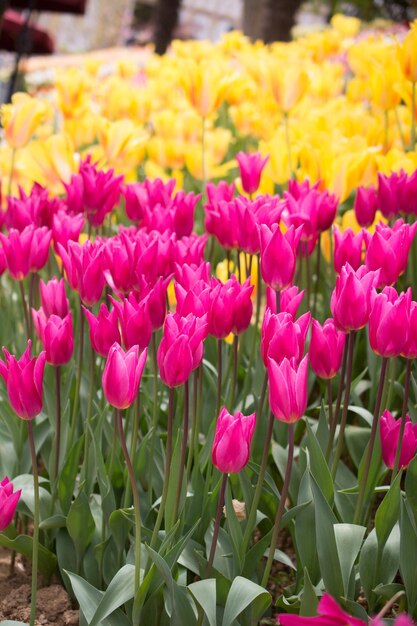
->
294, 469, 319, 584
334, 524, 366, 598
300, 567, 319, 616
39, 514, 67, 530
0, 533, 57, 577
58, 435, 84, 514
222, 576, 271, 626
164, 583, 197, 626
400, 499, 417, 615
109, 509, 132, 553
164, 431, 182, 531
405, 455, 417, 525
306, 420, 333, 503
375, 471, 402, 551
188, 579, 217, 626
359, 526, 400, 612
89, 565, 135, 626
224, 480, 243, 575
67, 490, 95, 560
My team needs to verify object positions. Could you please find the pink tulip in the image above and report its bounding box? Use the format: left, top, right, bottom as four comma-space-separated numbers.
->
266, 285, 304, 317
40, 278, 69, 318
369, 287, 411, 357
330, 264, 378, 332
365, 219, 417, 287
212, 407, 256, 473
315, 190, 338, 232
208, 276, 253, 339
0, 225, 52, 280
261, 310, 310, 367
170, 190, 201, 238
5, 183, 62, 231
102, 343, 147, 409
0, 340, 46, 419
333, 227, 365, 274
32, 310, 74, 366
268, 355, 308, 423
137, 275, 171, 331
175, 281, 211, 318
403, 300, 417, 359
0, 477, 21, 531
310, 319, 345, 379
157, 313, 208, 387
278, 593, 375, 626
354, 186, 378, 228
282, 183, 320, 242
205, 181, 235, 205
259, 223, 302, 291
52, 209, 84, 253
380, 410, 417, 470
103, 234, 138, 296
236, 151, 269, 195
123, 178, 176, 222
58, 240, 105, 306
174, 262, 210, 290
83, 303, 121, 357
204, 198, 239, 249
111, 294, 152, 351
173, 233, 207, 267
377, 170, 407, 219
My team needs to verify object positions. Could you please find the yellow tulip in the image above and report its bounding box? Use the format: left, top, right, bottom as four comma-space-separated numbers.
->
330, 14, 361, 38
398, 20, 417, 83
18, 133, 76, 195
179, 59, 229, 118
96, 119, 148, 175
267, 61, 309, 113
1, 93, 51, 150
55, 67, 91, 119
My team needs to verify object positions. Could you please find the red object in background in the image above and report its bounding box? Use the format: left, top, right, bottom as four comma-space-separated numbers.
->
0, 9, 54, 53
9, 0, 87, 14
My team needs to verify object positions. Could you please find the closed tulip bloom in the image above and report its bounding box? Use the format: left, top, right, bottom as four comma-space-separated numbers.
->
40, 278, 69, 318
212, 407, 256, 473
0, 226, 52, 281
175, 281, 211, 318
174, 261, 211, 290
0, 340, 46, 419
380, 410, 417, 470
368, 287, 411, 357
377, 170, 407, 220
268, 355, 308, 423
52, 210, 84, 253
111, 294, 152, 351
1, 92, 50, 149
266, 285, 304, 317
83, 303, 121, 357
333, 227, 365, 274
315, 190, 338, 232
58, 240, 105, 306
261, 310, 310, 367
208, 276, 253, 339
354, 186, 378, 228
123, 178, 176, 222
403, 300, 417, 359
365, 220, 417, 287
330, 264, 379, 332
103, 234, 138, 296
310, 319, 345, 379
236, 151, 269, 195
398, 21, 417, 83
0, 477, 21, 531
157, 313, 208, 387
204, 198, 239, 249
137, 276, 171, 331
102, 343, 147, 410
259, 223, 302, 291
32, 310, 74, 366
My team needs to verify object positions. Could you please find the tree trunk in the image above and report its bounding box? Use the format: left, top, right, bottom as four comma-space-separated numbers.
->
260, 0, 303, 43
153, 0, 182, 55
242, 0, 263, 41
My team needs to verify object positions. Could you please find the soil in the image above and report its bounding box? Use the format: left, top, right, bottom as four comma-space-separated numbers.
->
0, 548, 79, 626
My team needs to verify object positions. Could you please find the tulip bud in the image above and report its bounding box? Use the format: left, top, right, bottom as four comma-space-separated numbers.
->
259, 223, 302, 292
58, 240, 105, 306
102, 343, 147, 410
0, 477, 21, 531
268, 355, 309, 423
208, 276, 253, 339
52, 210, 84, 253
40, 278, 69, 318
261, 310, 310, 367
333, 227, 365, 274
354, 186, 378, 228
380, 410, 417, 470
83, 303, 121, 358
111, 294, 152, 351
310, 319, 345, 379
212, 407, 256, 473
369, 287, 411, 357
0, 340, 46, 420
330, 264, 378, 332
32, 310, 74, 366
365, 219, 417, 287
236, 151, 269, 196
266, 285, 304, 317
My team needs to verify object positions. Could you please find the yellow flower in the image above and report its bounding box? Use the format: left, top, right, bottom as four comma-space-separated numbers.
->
55, 67, 91, 119
1, 92, 51, 150
330, 14, 361, 38
95, 119, 148, 175
398, 20, 417, 83
369, 62, 401, 111
267, 61, 309, 113
179, 59, 229, 118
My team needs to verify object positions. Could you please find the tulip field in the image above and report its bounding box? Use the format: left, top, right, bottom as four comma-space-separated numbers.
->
2, 12, 417, 626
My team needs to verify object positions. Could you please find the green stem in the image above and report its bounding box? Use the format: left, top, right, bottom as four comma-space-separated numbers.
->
173, 381, 189, 520
69, 298, 85, 448
242, 411, 275, 555
206, 473, 228, 576
261, 423, 294, 587
257, 372, 268, 425
124, 394, 141, 509
354, 357, 389, 524
54, 366, 61, 483
242, 255, 262, 412
326, 338, 348, 460
19, 280, 30, 339
327, 379, 333, 431
28, 420, 39, 626
229, 335, 239, 409
148, 332, 159, 507
331, 332, 356, 478
392, 359, 411, 481
305, 243, 311, 310
313, 233, 321, 318
186, 369, 199, 482
411, 81, 416, 151
83, 343, 95, 490
117, 409, 141, 603
150, 387, 175, 548
216, 339, 223, 416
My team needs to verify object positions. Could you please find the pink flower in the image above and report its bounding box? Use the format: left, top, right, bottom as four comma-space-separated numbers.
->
52, 209, 84, 253
157, 313, 208, 387
259, 223, 302, 291
0, 477, 21, 531
236, 151, 269, 195
137, 276, 171, 331
310, 319, 345, 379
40, 278, 69, 318
330, 264, 378, 332
403, 300, 417, 358
83, 303, 121, 358
261, 309, 310, 367
380, 410, 417, 470
0, 225, 52, 280
123, 178, 176, 222
32, 310, 74, 366
208, 276, 253, 339
333, 227, 365, 274
365, 219, 417, 287
102, 343, 147, 410
111, 294, 152, 351
368, 287, 411, 357
268, 355, 309, 423
377, 170, 407, 220
277, 593, 370, 626
315, 190, 338, 232
354, 186, 378, 228
5, 183, 62, 231
212, 407, 256, 473
266, 285, 304, 317
58, 240, 105, 306
0, 340, 46, 419
103, 234, 138, 296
